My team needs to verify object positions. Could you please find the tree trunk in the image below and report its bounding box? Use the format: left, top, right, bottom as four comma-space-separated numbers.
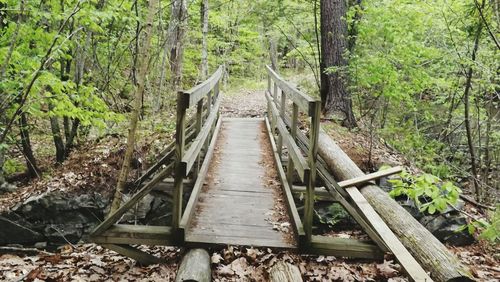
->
320, 0, 357, 128
170, 0, 188, 91
317, 130, 472, 282
269, 36, 279, 71
109, 0, 158, 214
463, 2, 484, 201
48, 103, 66, 164
269, 262, 303, 282
19, 113, 39, 178
175, 249, 211, 282
200, 0, 209, 80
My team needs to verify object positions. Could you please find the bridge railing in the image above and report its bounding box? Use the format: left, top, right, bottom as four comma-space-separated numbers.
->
173, 65, 224, 230
265, 65, 321, 244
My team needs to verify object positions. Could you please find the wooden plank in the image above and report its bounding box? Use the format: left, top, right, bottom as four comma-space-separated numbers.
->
91, 163, 174, 236
345, 187, 432, 281
187, 118, 295, 249
182, 66, 222, 108
304, 102, 321, 243
337, 166, 403, 188
308, 236, 383, 260
266, 65, 317, 116
179, 117, 222, 231
181, 96, 221, 175
265, 117, 305, 239
173, 91, 187, 230
186, 233, 294, 249
90, 225, 174, 246
101, 244, 164, 265
266, 91, 309, 180
287, 103, 299, 189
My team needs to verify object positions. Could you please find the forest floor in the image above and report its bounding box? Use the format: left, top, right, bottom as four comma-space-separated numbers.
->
0, 87, 498, 281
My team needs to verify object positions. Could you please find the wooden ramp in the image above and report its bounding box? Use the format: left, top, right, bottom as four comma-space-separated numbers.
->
185, 118, 295, 248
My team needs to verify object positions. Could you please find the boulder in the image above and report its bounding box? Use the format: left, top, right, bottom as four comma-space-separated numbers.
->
0, 216, 44, 245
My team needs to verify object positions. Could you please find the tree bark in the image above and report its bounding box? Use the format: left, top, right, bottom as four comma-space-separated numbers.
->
269, 36, 279, 72
48, 103, 66, 164
109, 0, 158, 214
200, 0, 209, 80
175, 249, 211, 282
19, 113, 39, 178
169, 0, 188, 91
317, 130, 472, 282
320, 0, 357, 128
463, 2, 484, 201
269, 261, 303, 282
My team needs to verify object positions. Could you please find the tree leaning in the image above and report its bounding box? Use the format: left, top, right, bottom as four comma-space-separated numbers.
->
109, 0, 158, 215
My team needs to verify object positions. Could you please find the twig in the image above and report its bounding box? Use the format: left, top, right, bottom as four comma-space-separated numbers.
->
460, 194, 495, 210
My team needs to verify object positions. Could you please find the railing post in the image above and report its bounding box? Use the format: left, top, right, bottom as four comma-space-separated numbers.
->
173, 91, 187, 232
277, 89, 285, 158
194, 98, 203, 178
304, 101, 321, 244
287, 103, 298, 188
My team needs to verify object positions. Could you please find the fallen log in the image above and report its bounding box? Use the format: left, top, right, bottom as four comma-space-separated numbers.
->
317, 130, 472, 282
175, 249, 211, 282
269, 261, 303, 282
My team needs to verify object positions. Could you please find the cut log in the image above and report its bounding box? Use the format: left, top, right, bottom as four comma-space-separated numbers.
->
317, 130, 472, 282
175, 249, 211, 282
269, 261, 303, 282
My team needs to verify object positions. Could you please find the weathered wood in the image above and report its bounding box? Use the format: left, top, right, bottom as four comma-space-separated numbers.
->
179, 117, 222, 231
287, 103, 299, 189
266, 65, 316, 116
181, 95, 221, 175
266, 92, 309, 180
175, 249, 211, 282
318, 130, 471, 282
269, 261, 303, 282
337, 166, 402, 188
101, 244, 163, 265
182, 66, 222, 108
304, 101, 320, 243
91, 163, 174, 236
89, 225, 174, 246
265, 117, 305, 240
173, 90, 187, 230
308, 236, 383, 260
186, 118, 296, 249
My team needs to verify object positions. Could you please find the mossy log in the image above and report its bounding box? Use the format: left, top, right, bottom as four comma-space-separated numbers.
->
317, 130, 472, 282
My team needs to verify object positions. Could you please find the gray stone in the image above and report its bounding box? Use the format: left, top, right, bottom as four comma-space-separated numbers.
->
0, 216, 44, 245
420, 213, 474, 246
0, 191, 109, 246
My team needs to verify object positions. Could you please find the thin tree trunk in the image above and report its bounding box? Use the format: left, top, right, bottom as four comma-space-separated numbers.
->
109, 0, 158, 214
19, 113, 39, 178
170, 0, 188, 91
48, 103, 66, 164
200, 0, 209, 80
463, 3, 484, 201
269, 36, 278, 71
320, 0, 357, 128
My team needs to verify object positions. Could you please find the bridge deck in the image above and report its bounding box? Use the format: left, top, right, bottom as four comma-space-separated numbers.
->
185, 118, 295, 248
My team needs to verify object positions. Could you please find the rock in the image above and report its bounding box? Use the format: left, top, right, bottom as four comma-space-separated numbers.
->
0, 216, 44, 245
420, 213, 474, 246
0, 191, 108, 246
121, 194, 155, 223
0, 182, 17, 194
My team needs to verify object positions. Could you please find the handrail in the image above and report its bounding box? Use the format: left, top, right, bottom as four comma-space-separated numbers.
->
172, 65, 224, 229
265, 65, 321, 243
180, 66, 223, 108
265, 65, 317, 116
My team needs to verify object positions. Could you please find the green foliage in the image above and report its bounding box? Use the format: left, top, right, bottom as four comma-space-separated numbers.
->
457, 206, 499, 244
2, 158, 24, 176
389, 170, 461, 214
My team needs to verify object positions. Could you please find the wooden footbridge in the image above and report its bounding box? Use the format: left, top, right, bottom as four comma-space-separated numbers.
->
89, 66, 432, 281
